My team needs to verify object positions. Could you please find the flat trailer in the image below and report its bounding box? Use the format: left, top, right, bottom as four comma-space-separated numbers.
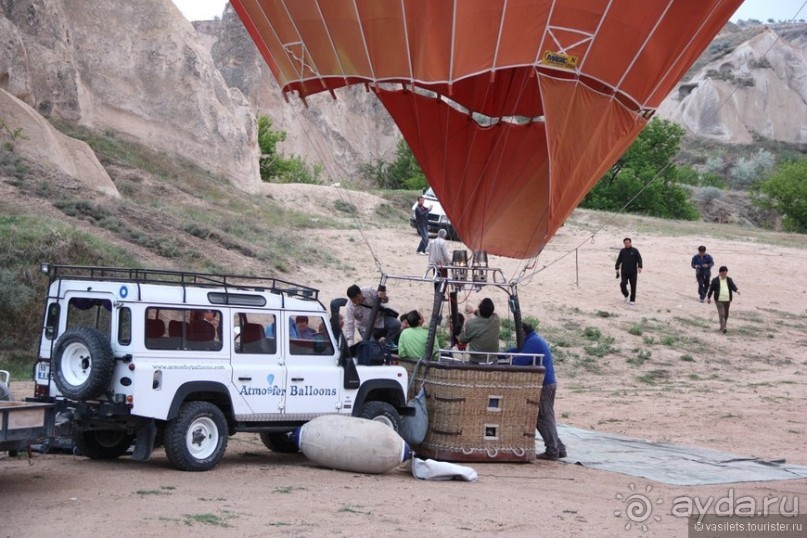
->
1, 370, 55, 453
0, 401, 55, 453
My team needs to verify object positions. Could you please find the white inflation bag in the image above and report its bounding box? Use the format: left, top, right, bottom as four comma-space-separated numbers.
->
295, 415, 412, 474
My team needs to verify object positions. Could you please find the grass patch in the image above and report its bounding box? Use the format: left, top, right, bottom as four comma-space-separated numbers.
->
680, 354, 695, 362
660, 335, 678, 346
584, 336, 616, 357
136, 489, 170, 496
596, 310, 617, 318
183, 512, 234, 527
636, 369, 670, 385
572, 355, 604, 374
583, 327, 602, 340
628, 324, 644, 336
273, 486, 307, 494
627, 348, 651, 366
338, 504, 371, 515
334, 199, 357, 215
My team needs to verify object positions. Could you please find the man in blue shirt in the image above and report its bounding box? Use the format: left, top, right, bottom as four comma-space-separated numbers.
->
511, 322, 567, 461
690, 245, 715, 303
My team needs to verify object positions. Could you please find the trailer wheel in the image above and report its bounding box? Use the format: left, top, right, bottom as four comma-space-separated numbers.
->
53, 327, 115, 400
164, 401, 228, 472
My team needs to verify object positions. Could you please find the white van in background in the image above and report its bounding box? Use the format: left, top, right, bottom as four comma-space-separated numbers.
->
409, 187, 460, 241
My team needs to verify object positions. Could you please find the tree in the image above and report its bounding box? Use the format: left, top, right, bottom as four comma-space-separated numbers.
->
361, 138, 427, 190
752, 159, 807, 233
581, 118, 698, 220
257, 115, 321, 184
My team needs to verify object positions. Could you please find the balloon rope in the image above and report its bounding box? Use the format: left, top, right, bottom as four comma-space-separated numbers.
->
282, 92, 386, 276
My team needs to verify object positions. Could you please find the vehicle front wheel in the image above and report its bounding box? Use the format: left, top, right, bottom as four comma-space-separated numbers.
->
75, 431, 134, 460
359, 401, 402, 433
164, 401, 228, 472
259, 432, 299, 453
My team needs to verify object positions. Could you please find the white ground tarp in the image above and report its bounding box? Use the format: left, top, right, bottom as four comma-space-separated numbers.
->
553, 425, 807, 485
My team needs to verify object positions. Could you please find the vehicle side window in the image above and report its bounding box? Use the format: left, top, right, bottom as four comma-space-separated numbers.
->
145, 307, 222, 352
118, 307, 132, 346
67, 298, 112, 335
289, 315, 334, 356
233, 312, 277, 354
44, 303, 60, 340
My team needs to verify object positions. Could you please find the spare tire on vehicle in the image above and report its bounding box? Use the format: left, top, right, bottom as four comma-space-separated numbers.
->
53, 327, 115, 400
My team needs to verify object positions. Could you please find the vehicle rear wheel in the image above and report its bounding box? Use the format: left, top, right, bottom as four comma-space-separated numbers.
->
75, 431, 134, 460
164, 401, 228, 472
359, 401, 402, 433
52, 327, 115, 400
259, 432, 299, 453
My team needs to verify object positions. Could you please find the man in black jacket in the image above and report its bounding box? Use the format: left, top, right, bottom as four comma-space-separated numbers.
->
615, 237, 643, 305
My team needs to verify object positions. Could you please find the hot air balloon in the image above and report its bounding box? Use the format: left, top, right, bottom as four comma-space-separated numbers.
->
231, 0, 742, 259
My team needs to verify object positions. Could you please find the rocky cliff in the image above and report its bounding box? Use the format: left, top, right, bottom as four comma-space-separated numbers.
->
0, 0, 259, 192
658, 25, 807, 146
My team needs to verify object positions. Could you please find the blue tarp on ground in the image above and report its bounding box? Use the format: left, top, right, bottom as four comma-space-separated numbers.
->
553, 425, 807, 485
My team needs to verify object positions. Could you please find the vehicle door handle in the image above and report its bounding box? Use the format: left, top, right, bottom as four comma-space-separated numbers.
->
291, 377, 304, 382
238, 377, 252, 381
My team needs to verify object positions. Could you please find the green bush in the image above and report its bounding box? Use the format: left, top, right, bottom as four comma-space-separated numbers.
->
752, 159, 807, 232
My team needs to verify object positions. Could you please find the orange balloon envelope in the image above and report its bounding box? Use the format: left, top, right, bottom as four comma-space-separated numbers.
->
231, 0, 742, 259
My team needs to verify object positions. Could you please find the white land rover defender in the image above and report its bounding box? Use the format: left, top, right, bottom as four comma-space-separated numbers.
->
32, 264, 409, 471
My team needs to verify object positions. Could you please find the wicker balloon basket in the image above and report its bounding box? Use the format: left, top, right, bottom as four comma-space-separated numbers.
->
397, 357, 545, 462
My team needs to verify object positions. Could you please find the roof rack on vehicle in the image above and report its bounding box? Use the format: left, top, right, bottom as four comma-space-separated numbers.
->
39, 263, 319, 302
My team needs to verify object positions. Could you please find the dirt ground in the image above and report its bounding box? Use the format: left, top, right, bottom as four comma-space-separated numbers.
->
2, 194, 806, 537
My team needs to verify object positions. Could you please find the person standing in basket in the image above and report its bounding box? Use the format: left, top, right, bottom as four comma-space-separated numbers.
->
510, 322, 566, 461
458, 298, 500, 364
691, 245, 714, 303
615, 237, 643, 305
707, 266, 740, 334
414, 195, 432, 255
397, 310, 439, 360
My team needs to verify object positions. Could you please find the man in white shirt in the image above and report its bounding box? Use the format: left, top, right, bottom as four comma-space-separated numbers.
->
345, 284, 401, 346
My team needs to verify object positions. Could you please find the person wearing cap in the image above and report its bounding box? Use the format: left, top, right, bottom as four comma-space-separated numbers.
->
294, 315, 317, 339
691, 245, 715, 302
707, 266, 740, 334
509, 322, 566, 461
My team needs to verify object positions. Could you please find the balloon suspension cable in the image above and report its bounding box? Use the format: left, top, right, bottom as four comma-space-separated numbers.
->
283, 92, 386, 276
511, 6, 806, 287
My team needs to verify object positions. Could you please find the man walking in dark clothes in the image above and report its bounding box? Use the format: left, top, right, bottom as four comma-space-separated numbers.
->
691, 245, 714, 303
615, 237, 643, 304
